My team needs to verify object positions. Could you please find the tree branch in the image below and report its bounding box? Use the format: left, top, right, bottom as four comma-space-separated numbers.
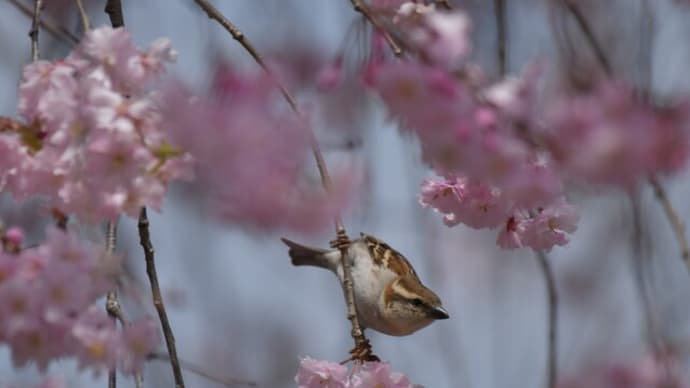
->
104, 220, 119, 388
494, 0, 507, 76
29, 0, 43, 62
348, 0, 402, 57
139, 207, 186, 388
148, 352, 257, 387
104, 0, 124, 28
74, 0, 91, 31
562, 1, 612, 75
191, 0, 372, 359
8, 0, 78, 45
534, 251, 558, 388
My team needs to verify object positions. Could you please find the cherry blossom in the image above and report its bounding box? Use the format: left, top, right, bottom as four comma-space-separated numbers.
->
296, 358, 421, 388
1, 26, 192, 223
296, 358, 348, 388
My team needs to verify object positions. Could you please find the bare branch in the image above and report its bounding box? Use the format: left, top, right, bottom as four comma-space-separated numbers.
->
104, 0, 124, 28
74, 0, 91, 31
348, 0, 402, 56
8, 0, 78, 45
29, 0, 43, 61
562, 1, 612, 75
649, 177, 690, 271
139, 207, 186, 388
534, 251, 558, 388
105, 220, 119, 388
494, 0, 506, 76
149, 352, 257, 387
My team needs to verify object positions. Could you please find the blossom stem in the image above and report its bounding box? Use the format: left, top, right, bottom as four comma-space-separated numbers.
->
148, 352, 257, 387
29, 0, 43, 62
191, 0, 371, 358
494, 0, 507, 76
348, 0, 403, 57
138, 207, 186, 388
74, 0, 91, 31
534, 251, 558, 388
8, 0, 78, 45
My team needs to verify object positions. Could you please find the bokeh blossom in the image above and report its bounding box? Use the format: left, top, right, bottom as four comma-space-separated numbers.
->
0, 226, 159, 375
162, 63, 355, 234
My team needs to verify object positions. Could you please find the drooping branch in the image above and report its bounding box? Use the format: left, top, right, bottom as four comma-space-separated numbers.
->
104, 220, 119, 388
8, 0, 78, 45
191, 0, 372, 359
139, 207, 186, 388
29, 0, 43, 61
534, 251, 558, 388
74, 0, 91, 31
564, 1, 690, 276
149, 352, 257, 387
494, 0, 507, 76
348, 0, 402, 56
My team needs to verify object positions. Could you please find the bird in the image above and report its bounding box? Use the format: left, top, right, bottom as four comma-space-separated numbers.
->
281, 233, 448, 336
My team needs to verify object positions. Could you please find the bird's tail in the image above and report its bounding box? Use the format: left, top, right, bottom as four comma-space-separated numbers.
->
280, 238, 331, 268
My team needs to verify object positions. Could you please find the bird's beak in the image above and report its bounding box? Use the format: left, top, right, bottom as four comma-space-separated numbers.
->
430, 306, 449, 320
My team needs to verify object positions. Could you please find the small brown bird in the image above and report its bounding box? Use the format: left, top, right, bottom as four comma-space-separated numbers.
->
282, 233, 448, 336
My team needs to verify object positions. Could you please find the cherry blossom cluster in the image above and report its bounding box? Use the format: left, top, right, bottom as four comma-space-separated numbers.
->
296, 358, 421, 388
0, 26, 193, 223
363, 2, 690, 250
0, 226, 159, 375
161, 63, 353, 233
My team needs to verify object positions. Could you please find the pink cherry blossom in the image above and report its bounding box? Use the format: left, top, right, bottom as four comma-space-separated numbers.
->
351, 362, 421, 388
119, 319, 161, 375
296, 357, 348, 388
1, 26, 191, 223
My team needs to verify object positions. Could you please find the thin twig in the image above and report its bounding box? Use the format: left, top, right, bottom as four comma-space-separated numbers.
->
649, 177, 690, 271
104, 0, 124, 28
74, 0, 91, 31
148, 352, 257, 387
191, 0, 371, 358
534, 251, 558, 388
494, 0, 506, 76
139, 207, 186, 388
29, 0, 43, 61
436, 0, 453, 10
8, 0, 78, 45
562, 1, 612, 75
105, 220, 119, 388
349, 0, 402, 56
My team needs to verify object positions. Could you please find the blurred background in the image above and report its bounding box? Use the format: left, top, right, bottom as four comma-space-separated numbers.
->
2, 0, 690, 387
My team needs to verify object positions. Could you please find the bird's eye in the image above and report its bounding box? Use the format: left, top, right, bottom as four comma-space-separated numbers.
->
411, 298, 424, 307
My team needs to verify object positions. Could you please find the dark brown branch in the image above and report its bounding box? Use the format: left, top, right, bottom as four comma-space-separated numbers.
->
29, 0, 43, 61
349, 0, 402, 57
436, 0, 453, 10
139, 207, 186, 388
649, 177, 690, 270
8, 0, 78, 45
563, 1, 612, 76
494, 0, 507, 76
104, 0, 124, 28
191, 0, 371, 359
105, 220, 119, 388
149, 352, 257, 387
534, 251, 558, 388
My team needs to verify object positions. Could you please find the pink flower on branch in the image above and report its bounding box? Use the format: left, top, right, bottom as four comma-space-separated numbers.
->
1, 26, 192, 223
